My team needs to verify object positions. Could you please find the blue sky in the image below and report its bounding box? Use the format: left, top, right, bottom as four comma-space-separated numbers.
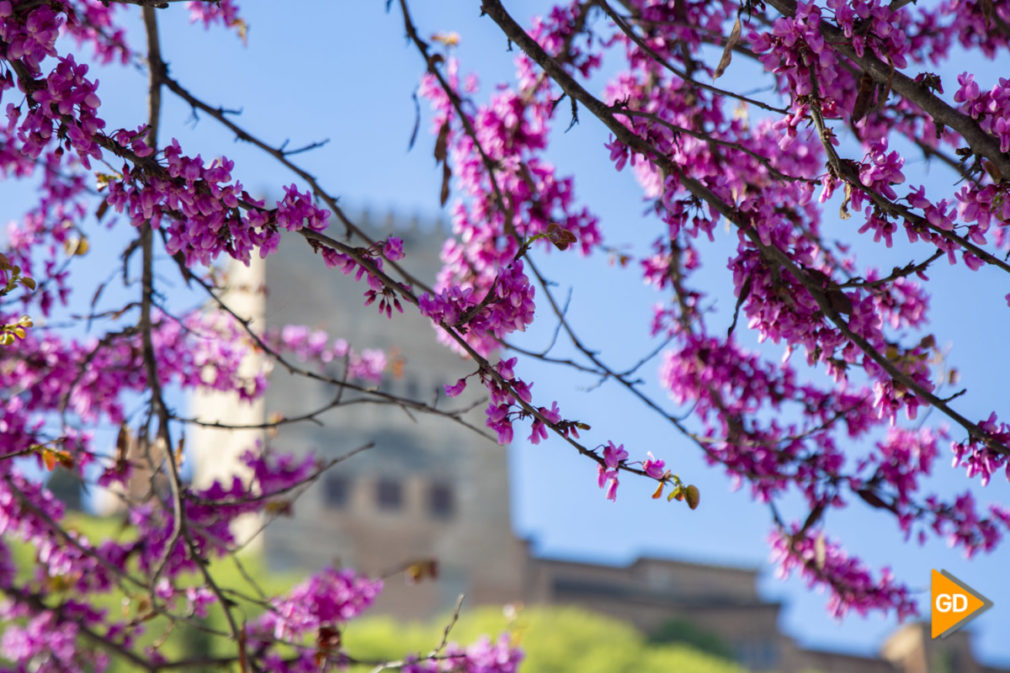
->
5, 0, 1008, 666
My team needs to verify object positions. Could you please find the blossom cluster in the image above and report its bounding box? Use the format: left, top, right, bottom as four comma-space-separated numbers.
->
417, 5, 607, 449
0, 0, 1009, 666
530, 0, 1010, 620
266, 324, 387, 382
770, 526, 917, 620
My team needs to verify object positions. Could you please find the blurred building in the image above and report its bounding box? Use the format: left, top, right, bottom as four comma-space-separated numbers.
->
190, 213, 1005, 673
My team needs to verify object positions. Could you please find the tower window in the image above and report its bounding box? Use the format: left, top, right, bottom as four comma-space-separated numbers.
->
323, 474, 350, 508
375, 478, 403, 510
428, 482, 454, 519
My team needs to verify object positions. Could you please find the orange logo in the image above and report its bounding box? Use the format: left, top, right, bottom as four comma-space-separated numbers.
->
931, 569, 994, 638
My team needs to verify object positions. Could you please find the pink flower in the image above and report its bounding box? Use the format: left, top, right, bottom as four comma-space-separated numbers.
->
383, 236, 405, 261
602, 441, 628, 469
643, 452, 666, 479
445, 378, 467, 397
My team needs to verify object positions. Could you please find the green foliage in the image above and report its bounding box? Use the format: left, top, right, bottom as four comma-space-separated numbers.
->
7, 513, 301, 671
647, 616, 735, 660
0, 252, 35, 346
344, 606, 750, 673
10, 516, 753, 672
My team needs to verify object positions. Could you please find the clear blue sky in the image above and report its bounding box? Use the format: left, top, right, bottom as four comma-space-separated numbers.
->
8, 0, 1007, 666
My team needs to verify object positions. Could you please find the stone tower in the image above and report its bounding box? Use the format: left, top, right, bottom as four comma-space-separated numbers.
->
188, 255, 268, 551
191, 214, 527, 618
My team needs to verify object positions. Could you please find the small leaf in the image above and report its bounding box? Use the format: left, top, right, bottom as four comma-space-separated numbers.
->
713, 17, 742, 79
317, 625, 341, 652
20, 277, 36, 291
684, 484, 700, 510
405, 559, 439, 583
42, 449, 57, 471
651, 482, 664, 499
265, 500, 293, 516
431, 32, 460, 47
64, 236, 89, 256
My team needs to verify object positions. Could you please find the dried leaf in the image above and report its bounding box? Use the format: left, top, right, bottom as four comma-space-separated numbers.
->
801, 502, 826, 533
651, 482, 664, 500
851, 73, 876, 123
814, 533, 827, 570
440, 162, 452, 206
839, 183, 852, 220
95, 197, 110, 223
433, 121, 450, 164
115, 423, 129, 462
238, 630, 249, 673
407, 91, 421, 151
856, 487, 892, 511
982, 159, 1003, 183
230, 18, 248, 46
825, 288, 853, 315
713, 17, 742, 79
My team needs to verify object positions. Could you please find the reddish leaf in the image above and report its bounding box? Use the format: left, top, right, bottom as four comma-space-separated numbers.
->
546, 223, 577, 251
